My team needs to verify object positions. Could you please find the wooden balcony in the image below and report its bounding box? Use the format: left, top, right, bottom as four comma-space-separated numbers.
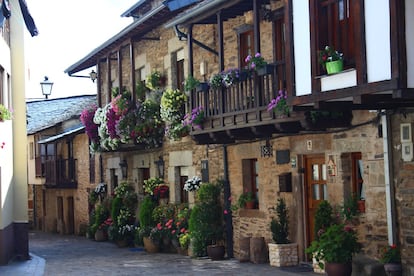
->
44, 158, 78, 189
189, 69, 307, 145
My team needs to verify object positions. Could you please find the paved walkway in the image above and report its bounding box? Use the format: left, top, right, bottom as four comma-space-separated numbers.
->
0, 231, 320, 276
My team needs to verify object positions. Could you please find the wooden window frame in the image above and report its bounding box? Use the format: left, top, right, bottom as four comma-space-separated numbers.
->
310, 0, 365, 81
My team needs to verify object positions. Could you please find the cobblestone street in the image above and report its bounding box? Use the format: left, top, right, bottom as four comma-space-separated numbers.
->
0, 231, 319, 276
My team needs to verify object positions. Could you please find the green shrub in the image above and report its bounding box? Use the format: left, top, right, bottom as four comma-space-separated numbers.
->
111, 197, 122, 223
139, 196, 156, 228
188, 182, 223, 257
270, 198, 290, 244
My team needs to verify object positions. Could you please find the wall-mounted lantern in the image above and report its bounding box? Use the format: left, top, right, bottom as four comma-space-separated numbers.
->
155, 156, 164, 179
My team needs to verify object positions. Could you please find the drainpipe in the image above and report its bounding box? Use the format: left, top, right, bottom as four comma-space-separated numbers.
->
223, 144, 234, 258
381, 110, 397, 245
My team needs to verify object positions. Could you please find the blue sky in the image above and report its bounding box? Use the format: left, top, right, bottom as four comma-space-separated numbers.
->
25, 0, 137, 99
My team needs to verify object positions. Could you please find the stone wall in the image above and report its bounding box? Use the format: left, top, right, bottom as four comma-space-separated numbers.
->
391, 111, 414, 272
228, 110, 390, 262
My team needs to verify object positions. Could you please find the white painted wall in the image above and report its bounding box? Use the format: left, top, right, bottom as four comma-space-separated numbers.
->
406, 0, 414, 88
292, 0, 312, 96
365, 0, 391, 83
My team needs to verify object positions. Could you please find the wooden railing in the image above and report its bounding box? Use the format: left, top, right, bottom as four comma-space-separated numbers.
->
190, 67, 278, 130
44, 158, 78, 188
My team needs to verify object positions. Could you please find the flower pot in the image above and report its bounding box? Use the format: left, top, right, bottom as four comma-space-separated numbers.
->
256, 64, 275, 76
325, 262, 352, 276
325, 60, 343, 75
357, 200, 366, 213
245, 201, 255, 209
143, 237, 160, 253
94, 229, 107, 242
207, 245, 225, 260
268, 243, 298, 267
384, 263, 402, 276
196, 82, 209, 92
115, 239, 129, 248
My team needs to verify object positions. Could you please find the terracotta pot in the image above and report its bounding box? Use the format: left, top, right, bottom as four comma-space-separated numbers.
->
325, 262, 352, 276
115, 239, 129, 248
245, 201, 255, 209
384, 263, 402, 276
94, 229, 107, 242
143, 237, 160, 253
207, 245, 225, 260
357, 200, 366, 213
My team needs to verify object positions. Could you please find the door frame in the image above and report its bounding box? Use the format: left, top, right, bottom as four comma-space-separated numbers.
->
303, 154, 326, 249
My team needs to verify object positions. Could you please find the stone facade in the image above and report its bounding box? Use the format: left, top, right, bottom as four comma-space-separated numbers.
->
67, 2, 414, 273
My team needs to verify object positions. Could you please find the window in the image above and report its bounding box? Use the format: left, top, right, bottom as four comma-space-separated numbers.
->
180, 175, 188, 203
273, 10, 286, 90
351, 152, 364, 199
313, 0, 361, 73
239, 29, 254, 69
171, 49, 185, 91
242, 158, 259, 208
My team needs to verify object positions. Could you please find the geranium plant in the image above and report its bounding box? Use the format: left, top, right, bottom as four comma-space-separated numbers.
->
154, 184, 169, 199
245, 52, 267, 70
0, 104, 12, 121
306, 223, 361, 269
184, 176, 202, 192
380, 244, 401, 264
318, 45, 343, 69
267, 90, 289, 116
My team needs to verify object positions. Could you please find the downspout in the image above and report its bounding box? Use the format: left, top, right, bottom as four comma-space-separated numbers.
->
381, 110, 397, 245
223, 144, 234, 258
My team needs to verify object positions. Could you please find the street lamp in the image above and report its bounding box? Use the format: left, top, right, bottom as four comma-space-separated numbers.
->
40, 76, 53, 99
154, 156, 165, 179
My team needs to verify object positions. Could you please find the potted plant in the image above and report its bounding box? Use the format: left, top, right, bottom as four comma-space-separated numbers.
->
183, 176, 202, 192
306, 223, 361, 276
232, 189, 255, 210
188, 181, 225, 259
209, 73, 223, 89
380, 244, 402, 276
245, 52, 273, 76
0, 104, 12, 121
318, 45, 344, 74
268, 198, 298, 267
312, 200, 335, 273
183, 75, 200, 93
182, 106, 205, 130
267, 89, 289, 117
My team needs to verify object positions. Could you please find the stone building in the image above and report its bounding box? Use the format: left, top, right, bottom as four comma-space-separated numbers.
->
66, 0, 414, 274
27, 95, 97, 235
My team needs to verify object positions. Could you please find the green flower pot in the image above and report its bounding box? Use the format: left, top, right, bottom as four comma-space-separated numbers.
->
325, 60, 343, 75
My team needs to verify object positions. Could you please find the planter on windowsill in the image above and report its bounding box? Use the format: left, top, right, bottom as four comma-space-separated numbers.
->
325, 60, 343, 75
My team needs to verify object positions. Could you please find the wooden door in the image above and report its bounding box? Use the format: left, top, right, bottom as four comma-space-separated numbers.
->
67, 196, 75, 234
304, 155, 327, 244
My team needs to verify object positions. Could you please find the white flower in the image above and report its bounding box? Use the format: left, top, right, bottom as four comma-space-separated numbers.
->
184, 176, 202, 192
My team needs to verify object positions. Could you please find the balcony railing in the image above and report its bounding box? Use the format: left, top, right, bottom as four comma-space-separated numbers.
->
188, 67, 306, 144
44, 158, 78, 189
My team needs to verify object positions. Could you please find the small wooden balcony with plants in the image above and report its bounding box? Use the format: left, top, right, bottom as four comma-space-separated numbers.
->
188, 67, 306, 145
44, 158, 78, 189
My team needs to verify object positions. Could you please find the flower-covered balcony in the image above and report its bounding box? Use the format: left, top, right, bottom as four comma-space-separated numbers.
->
188, 67, 305, 145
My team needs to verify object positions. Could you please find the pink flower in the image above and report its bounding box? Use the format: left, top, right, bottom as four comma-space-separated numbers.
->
224, 209, 228, 215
